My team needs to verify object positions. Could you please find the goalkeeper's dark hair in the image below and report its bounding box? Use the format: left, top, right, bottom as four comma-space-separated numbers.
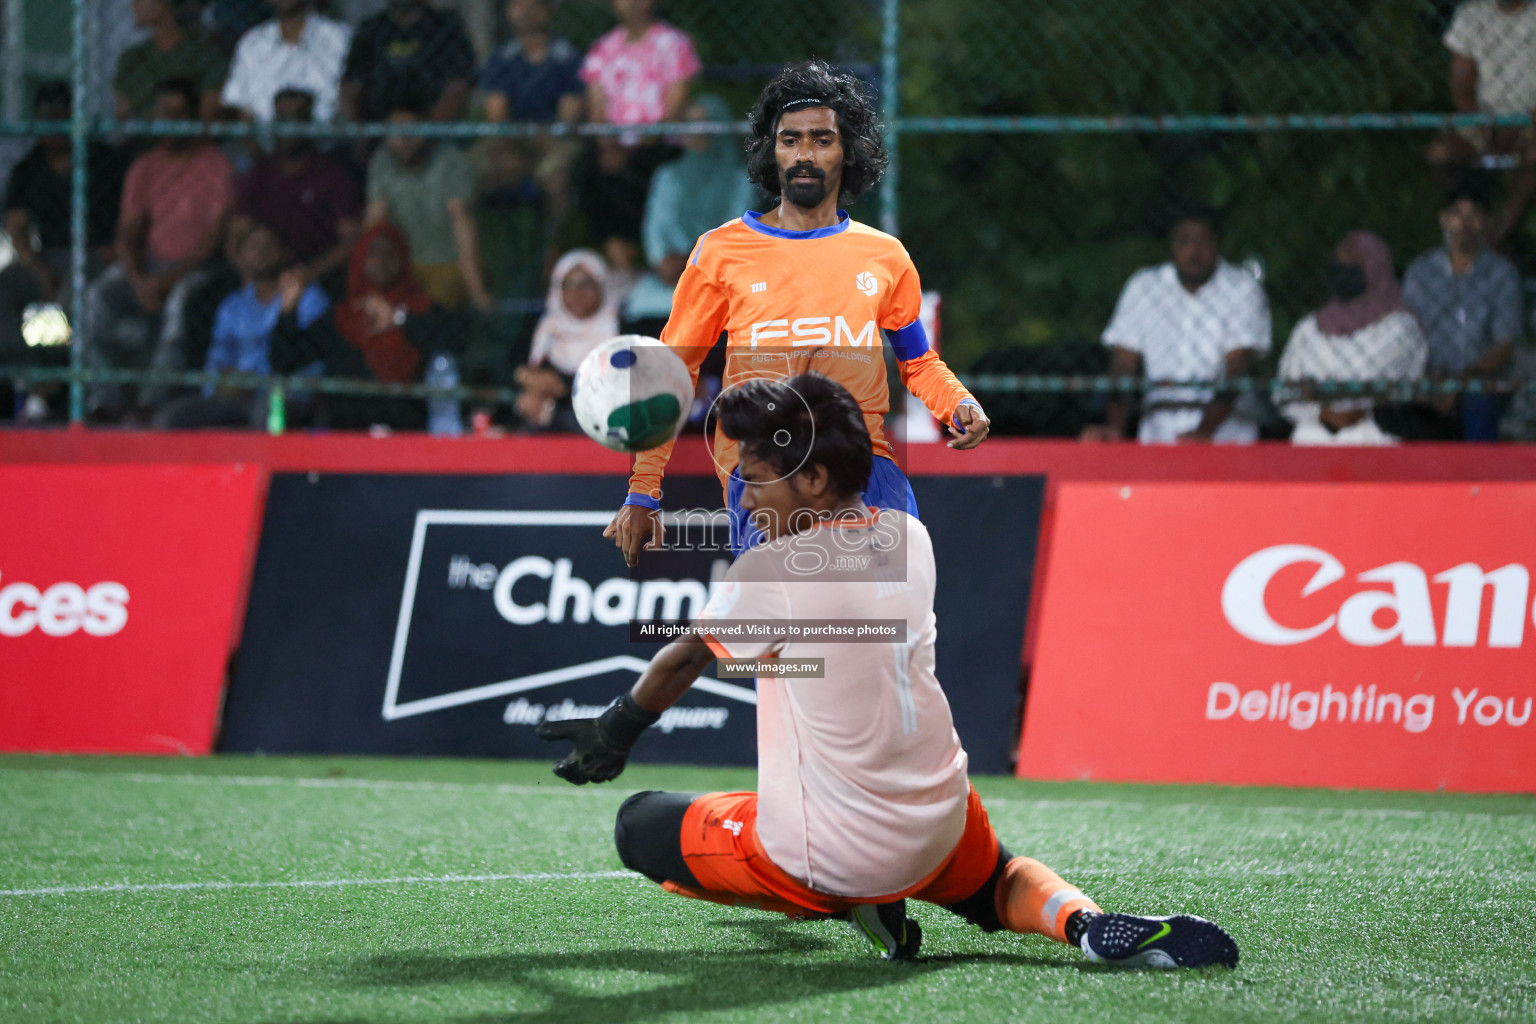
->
716, 372, 872, 500
746, 60, 889, 205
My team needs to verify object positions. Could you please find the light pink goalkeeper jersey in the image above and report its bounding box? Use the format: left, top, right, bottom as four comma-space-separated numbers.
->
696, 508, 971, 898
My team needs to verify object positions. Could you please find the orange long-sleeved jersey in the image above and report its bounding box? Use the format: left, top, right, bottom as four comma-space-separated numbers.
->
629, 210, 973, 502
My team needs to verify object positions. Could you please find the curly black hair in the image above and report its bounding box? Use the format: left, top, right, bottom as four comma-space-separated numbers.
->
716, 373, 873, 500
746, 60, 889, 206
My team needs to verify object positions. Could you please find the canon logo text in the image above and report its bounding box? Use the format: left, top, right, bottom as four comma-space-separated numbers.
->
1222, 545, 1533, 648
0, 571, 129, 638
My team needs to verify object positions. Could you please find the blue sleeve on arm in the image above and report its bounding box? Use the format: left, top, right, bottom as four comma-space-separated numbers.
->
624, 493, 661, 510
888, 319, 931, 361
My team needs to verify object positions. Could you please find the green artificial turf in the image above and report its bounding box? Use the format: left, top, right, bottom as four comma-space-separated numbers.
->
1, 755, 1533, 1024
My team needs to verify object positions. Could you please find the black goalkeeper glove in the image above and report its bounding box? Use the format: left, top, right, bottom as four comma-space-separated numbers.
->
535, 693, 660, 785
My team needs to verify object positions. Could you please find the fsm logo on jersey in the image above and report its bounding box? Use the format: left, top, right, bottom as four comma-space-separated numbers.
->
384, 509, 751, 725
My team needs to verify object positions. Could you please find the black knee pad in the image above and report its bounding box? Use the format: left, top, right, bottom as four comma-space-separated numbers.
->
939, 844, 1013, 933
613, 790, 702, 887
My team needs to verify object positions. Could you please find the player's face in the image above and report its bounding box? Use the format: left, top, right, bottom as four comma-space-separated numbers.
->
775, 107, 843, 210
1170, 219, 1219, 289
737, 451, 817, 542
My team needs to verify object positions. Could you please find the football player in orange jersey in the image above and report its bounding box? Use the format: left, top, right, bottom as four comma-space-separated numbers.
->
605, 60, 991, 565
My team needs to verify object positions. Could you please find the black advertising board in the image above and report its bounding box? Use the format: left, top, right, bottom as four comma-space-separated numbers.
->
221, 473, 1043, 774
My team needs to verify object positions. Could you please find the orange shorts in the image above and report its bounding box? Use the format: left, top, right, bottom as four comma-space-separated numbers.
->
665, 787, 1001, 916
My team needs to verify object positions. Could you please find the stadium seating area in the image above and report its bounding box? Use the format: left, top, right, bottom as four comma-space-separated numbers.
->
1, 0, 1535, 443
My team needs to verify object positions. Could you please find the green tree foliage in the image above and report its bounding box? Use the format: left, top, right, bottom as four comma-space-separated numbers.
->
897, 1, 1467, 371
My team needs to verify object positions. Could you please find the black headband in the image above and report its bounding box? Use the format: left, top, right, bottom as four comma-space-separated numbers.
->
780, 97, 830, 113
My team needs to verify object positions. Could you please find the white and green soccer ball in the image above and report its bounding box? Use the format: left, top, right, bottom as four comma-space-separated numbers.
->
572, 335, 694, 452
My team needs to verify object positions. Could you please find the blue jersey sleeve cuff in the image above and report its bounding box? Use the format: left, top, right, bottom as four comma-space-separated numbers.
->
952, 398, 980, 430
888, 320, 931, 362
624, 492, 662, 510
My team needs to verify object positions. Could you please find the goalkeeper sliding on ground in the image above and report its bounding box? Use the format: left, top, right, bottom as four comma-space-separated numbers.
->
540, 372, 1238, 968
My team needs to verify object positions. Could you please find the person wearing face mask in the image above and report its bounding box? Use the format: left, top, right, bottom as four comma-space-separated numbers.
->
1403, 179, 1524, 440
1277, 232, 1427, 446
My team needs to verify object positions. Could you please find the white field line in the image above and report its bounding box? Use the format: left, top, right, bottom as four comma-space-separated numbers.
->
0, 870, 637, 899
7, 863, 1532, 901
4, 768, 1531, 823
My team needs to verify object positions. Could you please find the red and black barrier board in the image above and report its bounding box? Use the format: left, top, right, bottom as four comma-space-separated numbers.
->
0, 463, 260, 754
221, 473, 1043, 773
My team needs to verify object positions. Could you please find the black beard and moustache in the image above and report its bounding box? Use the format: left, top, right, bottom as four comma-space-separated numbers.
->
780, 163, 829, 208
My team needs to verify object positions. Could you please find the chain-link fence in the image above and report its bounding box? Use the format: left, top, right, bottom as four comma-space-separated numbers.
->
2, 0, 1535, 440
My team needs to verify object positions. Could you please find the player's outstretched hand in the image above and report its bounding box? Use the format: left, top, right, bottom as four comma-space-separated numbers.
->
536, 717, 630, 785
948, 401, 991, 450
603, 504, 663, 567
536, 694, 661, 785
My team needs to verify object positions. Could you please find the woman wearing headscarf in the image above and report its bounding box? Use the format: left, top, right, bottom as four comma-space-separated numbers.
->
1278, 230, 1428, 445
271, 222, 461, 429
515, 247, 619, 429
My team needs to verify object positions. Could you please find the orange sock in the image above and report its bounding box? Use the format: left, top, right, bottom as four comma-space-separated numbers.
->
994, 857, 1101, 944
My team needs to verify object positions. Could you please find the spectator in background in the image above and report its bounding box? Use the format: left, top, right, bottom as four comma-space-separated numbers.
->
341, 0, 476, 124
574, 0, 700, 271
114, 0, 226, 122
222, 0, 352, 122
231, 88, 361, 296
3, 85, 125, 338
269, 223, 463, 429
1, 85, 127, 421
1432, 0, 1536, 168
84, 78, 234, 421
515, 248, 618, 430
626, 94, 753, 323
1278, 231, 1428, 446
479, 0, 585, 229
1081, 207, 1271, 444
480, 0, 585, 125
157, 220, 330, 427
366, 101, 492, 311
206, 0, 271, 53
1403, 182, 1524, 440
581, 0, 699, 132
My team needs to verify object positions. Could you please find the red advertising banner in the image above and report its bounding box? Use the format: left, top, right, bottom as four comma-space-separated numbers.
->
1020, 482, 1536, 793
0, 464, 260, 754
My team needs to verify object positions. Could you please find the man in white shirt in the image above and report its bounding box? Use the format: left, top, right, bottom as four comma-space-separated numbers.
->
222, 0, 353, 122
539, 372, 1240, 969
1082, 207, 1271, 444
1447, 1, 1536, 119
